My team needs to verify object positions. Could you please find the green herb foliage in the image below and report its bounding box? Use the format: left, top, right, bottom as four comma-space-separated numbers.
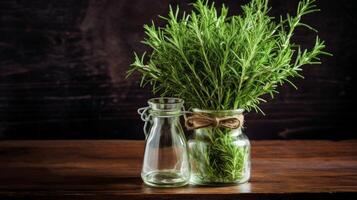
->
128, 0, 330, 113
189, 127, 250, 183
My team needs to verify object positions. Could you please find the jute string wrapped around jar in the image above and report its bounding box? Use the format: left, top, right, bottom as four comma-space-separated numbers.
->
185, 113, 244, 130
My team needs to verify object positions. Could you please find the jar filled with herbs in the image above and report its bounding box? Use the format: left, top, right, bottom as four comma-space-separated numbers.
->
186, 109, 250, 185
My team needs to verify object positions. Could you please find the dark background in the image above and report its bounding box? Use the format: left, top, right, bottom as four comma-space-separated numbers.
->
0, 0, 355, 140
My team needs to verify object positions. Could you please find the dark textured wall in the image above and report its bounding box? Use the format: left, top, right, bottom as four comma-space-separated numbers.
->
0, 0, 355, 139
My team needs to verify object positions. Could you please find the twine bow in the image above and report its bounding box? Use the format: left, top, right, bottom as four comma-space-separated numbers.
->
185, 113, 244, 130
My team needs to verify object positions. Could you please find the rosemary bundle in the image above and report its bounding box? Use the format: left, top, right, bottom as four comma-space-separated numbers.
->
128, 0, 330, 112
128, 0, 330, 184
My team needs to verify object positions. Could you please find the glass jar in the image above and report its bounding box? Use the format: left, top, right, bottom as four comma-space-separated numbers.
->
139, 97, 190, 187
187, 109, 250, 185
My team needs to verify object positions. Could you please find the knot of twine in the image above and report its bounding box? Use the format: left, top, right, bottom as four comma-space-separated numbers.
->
185, 113, 244, 130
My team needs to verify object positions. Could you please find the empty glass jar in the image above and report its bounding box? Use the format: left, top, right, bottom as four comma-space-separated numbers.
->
138, 97, 190, 187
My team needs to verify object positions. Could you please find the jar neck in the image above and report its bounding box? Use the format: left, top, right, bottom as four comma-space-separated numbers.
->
192, 108, 244, 117
148, 97, 184, 117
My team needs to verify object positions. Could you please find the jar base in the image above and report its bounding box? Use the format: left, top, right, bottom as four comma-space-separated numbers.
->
189, 175, 250, 186
142, 170, 189, 187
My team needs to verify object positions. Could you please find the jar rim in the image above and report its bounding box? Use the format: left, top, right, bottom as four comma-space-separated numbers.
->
192, 108, 244, 114
148, 97, 184, 106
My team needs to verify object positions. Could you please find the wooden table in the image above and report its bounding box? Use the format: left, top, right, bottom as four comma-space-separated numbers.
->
0, 140, 356, 199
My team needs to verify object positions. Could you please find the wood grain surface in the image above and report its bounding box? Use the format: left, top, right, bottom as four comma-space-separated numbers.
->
0, 0, 355, 140
0, 140, 356, 199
